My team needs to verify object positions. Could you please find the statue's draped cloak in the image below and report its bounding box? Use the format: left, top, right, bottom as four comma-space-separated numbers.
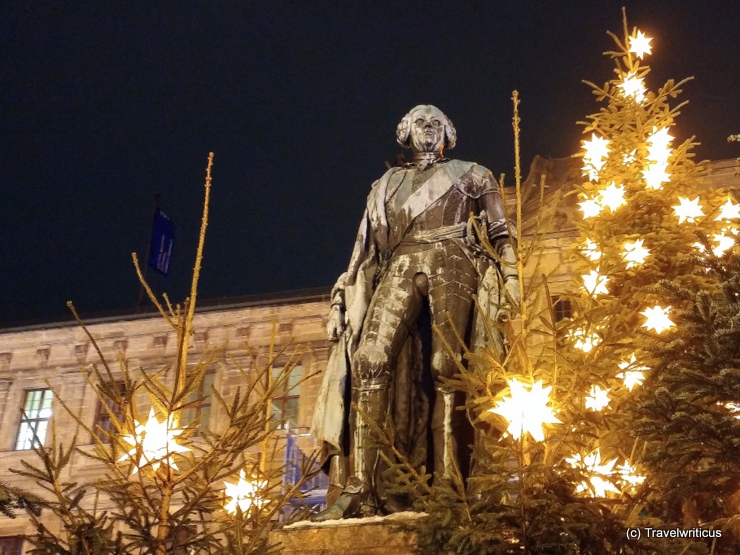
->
311, 160, 507, 469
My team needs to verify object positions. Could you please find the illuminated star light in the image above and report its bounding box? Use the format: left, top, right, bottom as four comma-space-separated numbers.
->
490, 379, 561, 442
712, 233, 735, 257
618, 72, 646, 103
582, 134, 610, 179
599, 182, 627, 212
716, 198, 740, 221
578, 198, 602, 219
617, 462, 646, 488
582, 239, 602, 261
585, 385, 611, 411
673, 196, 704, 224
224, 470, 267, 515
642, 163, 670, 190
566, 450, 619, 497
629, 30, 653, 59
582, 269, 609, 296
569, 328, 602, 353
623, 239, 650, 269
643, 127, 673, 189
641, 305, 675, 334
617, 354, 648, 391
120, 408, 191, 474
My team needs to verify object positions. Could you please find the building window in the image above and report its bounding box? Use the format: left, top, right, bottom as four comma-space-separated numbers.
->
552, 296, 573, 322
15, 389, 53, 450
271, 365, 302, 430
182, 371, 215, 434
92, 381, 126, 442
0, 536, 24, 555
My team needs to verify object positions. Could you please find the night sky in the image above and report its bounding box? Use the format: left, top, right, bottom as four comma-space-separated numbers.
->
2, 2, 738, 326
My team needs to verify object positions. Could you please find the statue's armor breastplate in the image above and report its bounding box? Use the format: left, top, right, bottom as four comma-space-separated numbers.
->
385, 167, 478, 280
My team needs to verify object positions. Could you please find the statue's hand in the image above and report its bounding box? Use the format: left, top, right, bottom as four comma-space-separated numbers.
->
498, 277, 521, 323
327, 305, 346, 342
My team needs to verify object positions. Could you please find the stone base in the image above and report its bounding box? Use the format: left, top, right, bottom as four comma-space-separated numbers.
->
269, 513, 424, 555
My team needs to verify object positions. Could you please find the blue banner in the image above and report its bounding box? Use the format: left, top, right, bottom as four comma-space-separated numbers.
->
148, 209, 175, 277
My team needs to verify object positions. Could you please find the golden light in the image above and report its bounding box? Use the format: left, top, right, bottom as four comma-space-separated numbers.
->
641, 305, 675, 334
617, 462, 646, 488
629, 30, 653, 59
224, 470, 267, 515
618, 72, 646, 103
617, 354, 648, 391
622, 239, 650, 269
585, 385, 611, 411
643, 127, 673, 189
578, 198, 602, 219
647, 127, 674, 152
119, 408, 190, 473
489, 379, 561, 442
673, 196, 704, 224
598, 182, 626, 212
582, 269, 609, 296
712, 233, 735, 256
582, 133, 610, 179
722, 402, 740, 420
582, 239, 602, 261
716, 198, 740, 221
566, 450, 619, 497
569, 327, 602, 353
642, 163, 670, 190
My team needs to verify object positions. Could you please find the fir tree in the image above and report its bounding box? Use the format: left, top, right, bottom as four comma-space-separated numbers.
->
12, 154, 318, 555
633, 233, 740, 550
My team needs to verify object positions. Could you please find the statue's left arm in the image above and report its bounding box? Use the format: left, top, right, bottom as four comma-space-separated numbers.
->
469, 166, 521, 317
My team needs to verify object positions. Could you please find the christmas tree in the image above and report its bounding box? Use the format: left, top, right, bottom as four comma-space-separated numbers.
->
402, 12, 734, 554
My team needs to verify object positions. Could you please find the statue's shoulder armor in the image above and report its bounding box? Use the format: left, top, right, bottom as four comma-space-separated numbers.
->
451, 161, 496, 199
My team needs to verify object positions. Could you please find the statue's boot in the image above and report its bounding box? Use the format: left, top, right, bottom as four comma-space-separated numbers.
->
432, 387, 458, 479
310, 381, 389, 521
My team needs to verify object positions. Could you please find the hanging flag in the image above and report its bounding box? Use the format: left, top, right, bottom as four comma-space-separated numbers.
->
148, 209, 175, 277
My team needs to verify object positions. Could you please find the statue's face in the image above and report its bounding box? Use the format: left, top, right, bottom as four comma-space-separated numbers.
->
409, 106, 446, 154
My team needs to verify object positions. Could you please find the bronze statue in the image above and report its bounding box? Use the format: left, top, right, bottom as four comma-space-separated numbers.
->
311, 105, 519, 519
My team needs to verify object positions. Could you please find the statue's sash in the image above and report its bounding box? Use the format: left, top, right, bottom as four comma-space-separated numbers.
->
368, 160, 474, 254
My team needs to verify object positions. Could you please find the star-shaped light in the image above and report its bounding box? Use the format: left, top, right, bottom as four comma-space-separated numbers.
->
582, 239, 602, 261
623, 239, 650, 269
578, 198, 602, 219
569, 327, 602, 353
617, 462, 646, 488
582, 269, 609, 296
585, 385, 611, 411
567, 450, 619, 497
582, 133, 610, 179
673, 196, 704, 224
599, 182, 627, 212
648, 127, 674, 152
716, 198, 740, 221
617, 354, 648, 391
642, 163, 670, 190
641, 305, 675, 334
713, 233, 735, 256
618, 72, 646, 103
224, 470, 267, 515
629, 30, 653, 59
490, 379, 561, 442
119, 408, 190, 473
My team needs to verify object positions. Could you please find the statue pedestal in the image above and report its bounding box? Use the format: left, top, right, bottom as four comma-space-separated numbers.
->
270, 512, 425, 555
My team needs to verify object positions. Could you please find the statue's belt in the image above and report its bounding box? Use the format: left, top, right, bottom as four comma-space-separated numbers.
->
396, 223, 467, 246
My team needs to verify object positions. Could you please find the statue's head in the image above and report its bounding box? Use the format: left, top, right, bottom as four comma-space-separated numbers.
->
396, 105, 457, 154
